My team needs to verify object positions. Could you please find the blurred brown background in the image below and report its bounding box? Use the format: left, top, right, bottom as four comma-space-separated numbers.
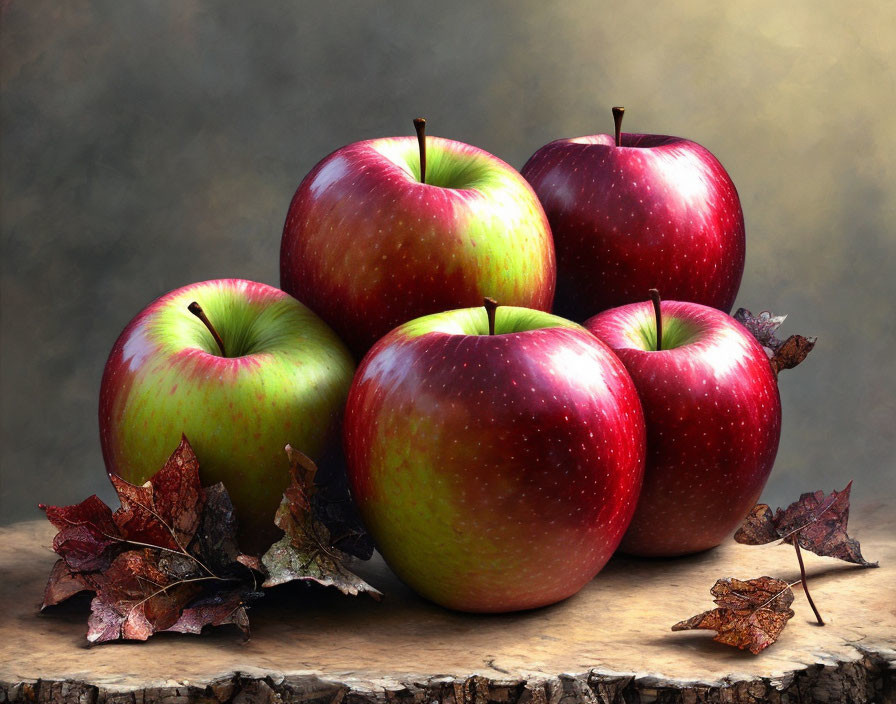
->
2, 1, 894, 522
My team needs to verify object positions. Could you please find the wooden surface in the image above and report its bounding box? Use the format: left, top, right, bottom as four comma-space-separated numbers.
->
1, 502, 894, 704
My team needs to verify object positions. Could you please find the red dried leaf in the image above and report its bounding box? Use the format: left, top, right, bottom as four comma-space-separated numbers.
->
734, 482, 877, 566
41, 437, 378, 643
85, 549, 203, 644
260, 446, 381, 599
40, 495, 123, 572
672, 576, 795, 654
109, 435, 205, 550
41, 436, 260, 644
164, 590, 250, 638
733, 308, 816, 375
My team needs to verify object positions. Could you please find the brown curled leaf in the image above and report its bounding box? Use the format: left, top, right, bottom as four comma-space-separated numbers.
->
733, 308, 816, 375
41, 559, 92, 609
672, 576, 795, 654
260, 446, 382, 599
735, 481, 877, 567
734, 504, 781, 546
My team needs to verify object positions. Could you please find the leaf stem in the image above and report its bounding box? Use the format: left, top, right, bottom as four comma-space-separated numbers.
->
612, 106, 625, 147
649, 288, 662, 351
188, 302, 226, 357
792, 538, 824, 625
413, 117, 427, 184
483, 297, 498, 336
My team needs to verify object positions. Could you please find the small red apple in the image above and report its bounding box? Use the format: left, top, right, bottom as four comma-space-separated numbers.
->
585, 292, 780, 556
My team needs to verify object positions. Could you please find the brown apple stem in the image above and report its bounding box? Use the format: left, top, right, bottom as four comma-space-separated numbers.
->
483, 297, 498, 336
793, 538, 825, 625
648, 288, 662, 351
413, 117, 427, 184
612, 106, 625, 147
188, 301, 226, 357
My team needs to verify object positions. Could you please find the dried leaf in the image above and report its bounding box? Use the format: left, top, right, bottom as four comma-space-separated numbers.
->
260, 446, 381, 599
672, 576, 795, 654
42, 436, 259, 643
86, 549, 202, 643
164, 590, 250, 638
41, 559, 91, 609
734, 504, 781, 546
733, 308, 816, 375
734, 481, 877, 566
109, 435, 205, 550
41, 495, 122, 572
41, 437, 379, 644
312, 468, 375, 561
193, 483, 242, 574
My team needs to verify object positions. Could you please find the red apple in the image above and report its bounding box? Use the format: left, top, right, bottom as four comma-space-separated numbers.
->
521, 107, 744, 321
585, 294, 780, 556
343, 301, 646, 612
281, 119, 556, 357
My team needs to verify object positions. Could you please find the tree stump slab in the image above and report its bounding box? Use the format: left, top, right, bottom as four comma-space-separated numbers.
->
1, 502, 894, 704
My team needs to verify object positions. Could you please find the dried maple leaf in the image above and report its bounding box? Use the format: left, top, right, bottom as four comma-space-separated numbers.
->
165, 589, 252, 636
42, 559, 91, 608
733, 308, 816, 375
42, 494, 123, 572
86, 548, 203, 642
672, 576, 795, 654
41, 436, 258, 643
734, 481, 877, 567
261, 445, 382, 599
108, 437, 204, 551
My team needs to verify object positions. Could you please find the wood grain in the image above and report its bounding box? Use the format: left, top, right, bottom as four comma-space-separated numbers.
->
1, 502, 893, 703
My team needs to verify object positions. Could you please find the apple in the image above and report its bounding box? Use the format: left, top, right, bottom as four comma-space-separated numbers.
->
343, 300, 646, 612
521, 107, 745, 321
280, 118, 556, 357
584, 292, 781, 556
99, 279, 356, 552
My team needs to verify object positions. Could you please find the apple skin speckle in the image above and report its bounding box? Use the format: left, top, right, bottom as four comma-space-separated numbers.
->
586, 300, 781, 557
343, 306, 646, 612
521, 132, 745, 321
281, 136, 556, 358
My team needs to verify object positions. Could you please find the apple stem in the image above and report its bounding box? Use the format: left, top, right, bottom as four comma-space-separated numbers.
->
649, 288, 663, 351
188, 301, 226, 357
612, 106, 625, 147
413, 117, 427, 184
483, 297, 498, 336
793, 538, 825, 625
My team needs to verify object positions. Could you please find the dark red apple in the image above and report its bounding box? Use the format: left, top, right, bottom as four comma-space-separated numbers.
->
585, 293, 780, 556
343, 302, 646, 612
281, 119, 555, 357
522, 107, 745, 321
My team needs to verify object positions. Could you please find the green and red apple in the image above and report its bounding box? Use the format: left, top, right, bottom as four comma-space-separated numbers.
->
343, 302, 646, 612
99, 279, 355, 552
280, 120, 556, 357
